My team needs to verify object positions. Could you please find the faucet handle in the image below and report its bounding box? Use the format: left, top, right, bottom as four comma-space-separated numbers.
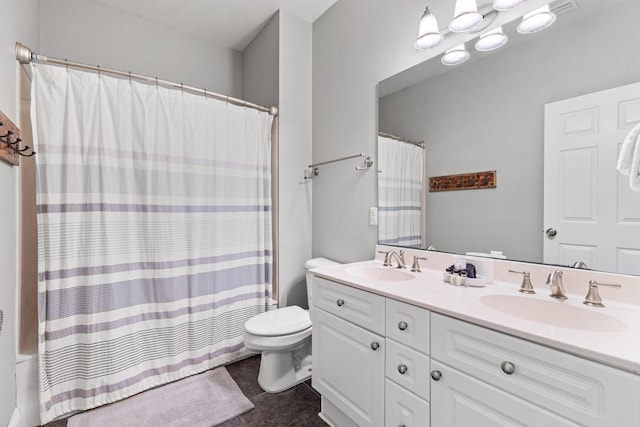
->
583, 280, 621, 308
411, 256, 428, 273
508, 270, 535, 294
378, 250, 391, 266
399, 250, 406, 265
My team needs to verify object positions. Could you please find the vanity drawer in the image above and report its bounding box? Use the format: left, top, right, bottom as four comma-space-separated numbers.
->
432, 313, 640, 426
313, 277, 385, 335
386, 299, 430, 355
385, 379, 430, 427
385, 339, 430, 401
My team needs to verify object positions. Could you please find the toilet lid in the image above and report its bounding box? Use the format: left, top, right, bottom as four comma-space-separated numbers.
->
245, 306, 311, 337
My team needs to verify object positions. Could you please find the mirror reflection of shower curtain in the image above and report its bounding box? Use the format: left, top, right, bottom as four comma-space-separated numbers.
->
31, 63, 274, 424
378, 135, 424, 248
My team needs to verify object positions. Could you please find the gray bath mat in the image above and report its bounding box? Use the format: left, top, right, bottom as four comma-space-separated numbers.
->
67, 367, 254, 427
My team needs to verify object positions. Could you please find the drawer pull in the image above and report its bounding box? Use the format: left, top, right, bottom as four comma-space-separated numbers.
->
501, 361, 516, 375
336, 299, 345, 307
431, 370, 442, 381
397, 320, 408, 331
370, 341, 380, 351
397, 364, 408, 375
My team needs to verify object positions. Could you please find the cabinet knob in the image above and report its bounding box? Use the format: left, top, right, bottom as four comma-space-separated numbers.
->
501, 361, 515, 375
397, 364, 408, 375
431, 370, 442, 381
397, 320, 408, 331
336, 299, 345, 307
370, 341, 380, 351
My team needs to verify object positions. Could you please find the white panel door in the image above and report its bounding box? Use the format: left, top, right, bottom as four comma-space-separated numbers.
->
544, 82, 640, 274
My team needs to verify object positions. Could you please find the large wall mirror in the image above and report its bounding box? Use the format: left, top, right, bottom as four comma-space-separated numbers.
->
377, 0, 640, 275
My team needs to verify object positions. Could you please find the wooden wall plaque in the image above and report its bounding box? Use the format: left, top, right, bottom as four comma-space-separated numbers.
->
429, 170, 496, 192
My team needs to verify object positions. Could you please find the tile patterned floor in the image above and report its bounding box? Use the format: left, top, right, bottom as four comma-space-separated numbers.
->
42, 355, 326, 427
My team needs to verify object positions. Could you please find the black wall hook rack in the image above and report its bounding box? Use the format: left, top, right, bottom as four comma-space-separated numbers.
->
0, 111, 35, 166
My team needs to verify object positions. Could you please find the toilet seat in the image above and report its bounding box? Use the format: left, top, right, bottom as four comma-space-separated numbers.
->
245, 306, 311, 337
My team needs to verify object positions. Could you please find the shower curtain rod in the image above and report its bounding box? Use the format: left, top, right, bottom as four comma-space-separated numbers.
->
378, 131, 424, 148
15, 42, 278, 116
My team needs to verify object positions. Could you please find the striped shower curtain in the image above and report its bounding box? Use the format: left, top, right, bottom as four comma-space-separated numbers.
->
378, 135, 423, 248
31, 63, 275, 423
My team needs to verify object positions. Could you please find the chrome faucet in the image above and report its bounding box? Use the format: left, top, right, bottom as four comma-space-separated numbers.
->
546, 270, 567, 300
388, 251, 407, 269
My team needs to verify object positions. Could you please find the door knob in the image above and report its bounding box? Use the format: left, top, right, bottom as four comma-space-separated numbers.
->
545, 227, 557, 237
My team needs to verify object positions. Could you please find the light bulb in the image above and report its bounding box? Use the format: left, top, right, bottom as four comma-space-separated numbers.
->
415, 7, 444, 50
493, 0, 528, 11
475, 26, 508, 51
441, 44, 470, 66
517, 5, 556, 34
449, 0, 484, 33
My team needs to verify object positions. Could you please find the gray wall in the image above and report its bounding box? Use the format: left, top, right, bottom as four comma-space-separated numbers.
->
0, 0, 39, 423
242, 11, 314, 309
40, 0, 243, 97
242, 13, 279, 107
378, 1, 640, 262
312, 0, 432, 263
277, 11, 313, 308
310, 0, 543, 262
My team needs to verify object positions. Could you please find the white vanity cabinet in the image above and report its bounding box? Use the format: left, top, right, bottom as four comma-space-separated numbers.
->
312, 277, 386, 427
431, 313, 640, 426
312, 277, 640, 427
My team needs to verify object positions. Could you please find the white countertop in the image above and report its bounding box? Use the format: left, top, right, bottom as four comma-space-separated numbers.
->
312, 259, 640, 375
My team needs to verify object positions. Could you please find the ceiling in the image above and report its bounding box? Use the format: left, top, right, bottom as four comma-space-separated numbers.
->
93, 0, 338, 51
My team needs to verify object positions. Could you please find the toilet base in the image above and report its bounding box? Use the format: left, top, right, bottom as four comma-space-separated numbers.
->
257, 338, 312, 393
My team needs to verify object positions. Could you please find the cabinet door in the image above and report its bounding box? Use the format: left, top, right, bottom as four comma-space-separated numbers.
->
312, 308, 384, 427
430, 360, 579, 427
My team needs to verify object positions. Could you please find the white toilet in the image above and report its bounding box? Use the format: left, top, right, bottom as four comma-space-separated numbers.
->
243, 257, 339, 393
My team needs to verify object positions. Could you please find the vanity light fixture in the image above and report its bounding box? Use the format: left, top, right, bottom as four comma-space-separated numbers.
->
449, 0, 484, 33
492, 0, 528, 11
517, 4, 556, 34
475, 26, 508, 51
441, 44, 470, 66
415, 6, 444, 50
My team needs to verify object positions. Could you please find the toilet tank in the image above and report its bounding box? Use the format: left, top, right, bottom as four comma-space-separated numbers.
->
304, 257, 339, 310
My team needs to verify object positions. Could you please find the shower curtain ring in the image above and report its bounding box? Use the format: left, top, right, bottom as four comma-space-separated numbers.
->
128, 71, 132, 84
180, 83, 184, 94
65, 59, 69, 72
204, 89, 208, 100
155, 77, 159, 89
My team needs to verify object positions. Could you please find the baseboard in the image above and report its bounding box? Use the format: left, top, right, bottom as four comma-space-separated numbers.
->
8, 407, 20, 427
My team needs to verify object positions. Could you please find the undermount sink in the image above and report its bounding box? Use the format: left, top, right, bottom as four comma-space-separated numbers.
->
346, 266, 414, 282
479, 294, 627, 332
